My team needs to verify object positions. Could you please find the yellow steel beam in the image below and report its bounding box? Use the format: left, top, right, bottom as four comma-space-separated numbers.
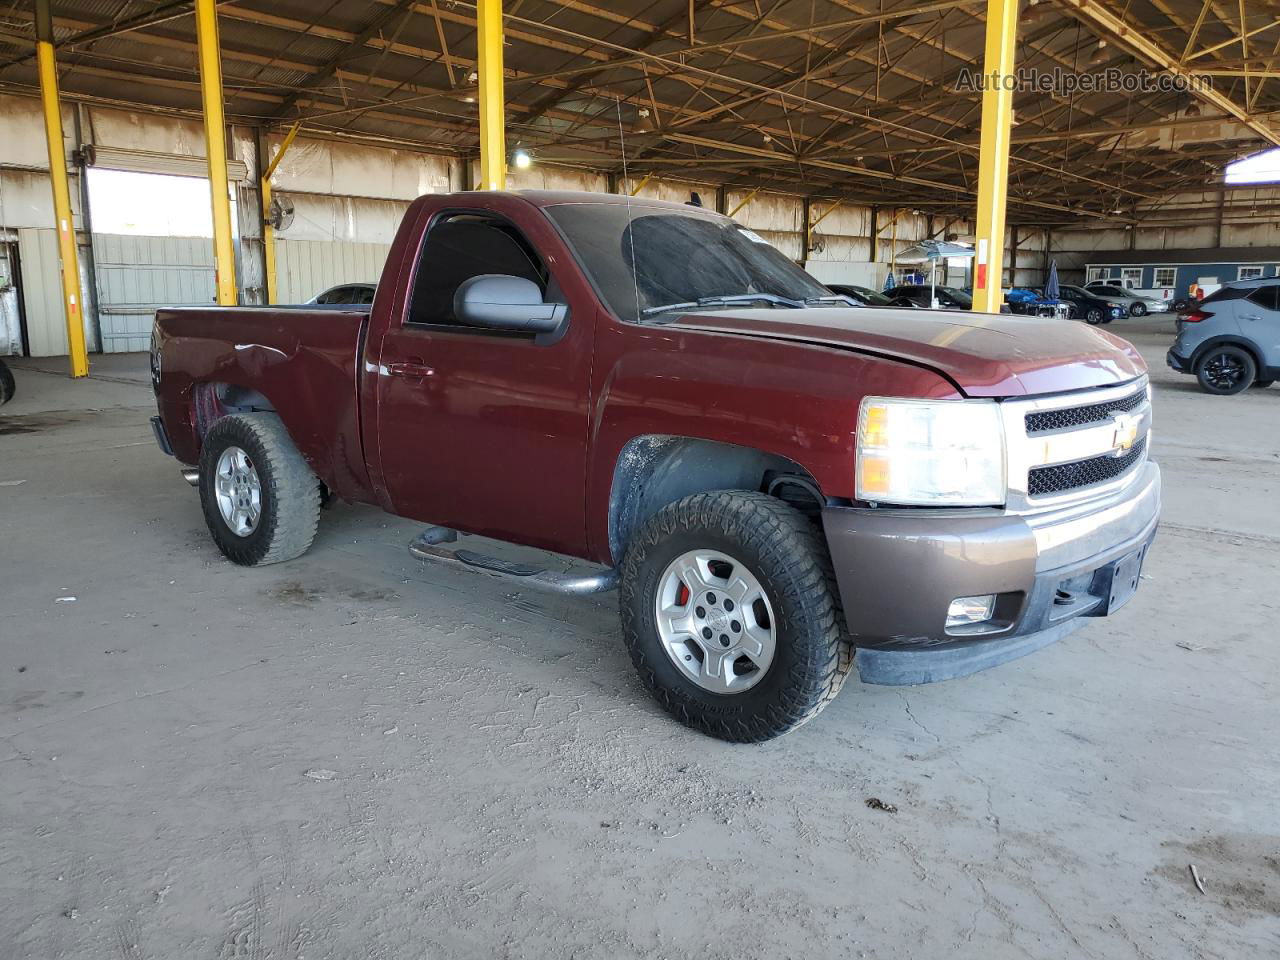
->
971, 0, 1017, 314
260, 120, 301, 305
195, 0, 237, 305
476, 0, 506, 190
628, 172, 653, 196
35, 0, 88, 378
727, 186, 762, 218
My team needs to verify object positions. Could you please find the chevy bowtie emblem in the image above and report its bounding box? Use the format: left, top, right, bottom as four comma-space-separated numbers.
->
1111, 412, 1141, 455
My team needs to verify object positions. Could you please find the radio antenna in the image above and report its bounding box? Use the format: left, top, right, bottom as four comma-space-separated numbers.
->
616, 98, 642, 321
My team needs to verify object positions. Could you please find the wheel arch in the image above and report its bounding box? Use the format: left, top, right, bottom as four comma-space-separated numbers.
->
190, 381, 279, 440
1190, 334, 1265, 373
607, 434, 826, 565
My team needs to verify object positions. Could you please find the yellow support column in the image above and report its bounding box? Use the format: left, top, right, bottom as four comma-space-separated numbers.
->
476, 0, 506, 190
970, 0, 1018, 314
196, 0, 237, 305
35, 0, 88, 378
260, 121, 301, 305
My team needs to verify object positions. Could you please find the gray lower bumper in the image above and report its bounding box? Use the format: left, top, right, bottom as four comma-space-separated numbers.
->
822, 462, 1162, 685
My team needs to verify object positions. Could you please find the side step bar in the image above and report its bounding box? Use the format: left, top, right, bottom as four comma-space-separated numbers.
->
408, 528, 618, 595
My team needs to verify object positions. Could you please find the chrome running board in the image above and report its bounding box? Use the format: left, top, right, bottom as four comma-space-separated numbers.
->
408, 529, 618, 595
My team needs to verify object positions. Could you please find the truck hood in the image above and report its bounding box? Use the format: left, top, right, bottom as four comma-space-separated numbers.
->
662, 306, 1146, 397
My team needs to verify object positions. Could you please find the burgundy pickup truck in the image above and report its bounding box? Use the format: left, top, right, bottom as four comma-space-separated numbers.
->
151, 190, 1160, 742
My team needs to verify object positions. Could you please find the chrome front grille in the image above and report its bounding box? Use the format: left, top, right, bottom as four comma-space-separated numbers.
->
1024, 387, 1146, 434
1001, 378, 1152, 513
1027, 437, 1148, 497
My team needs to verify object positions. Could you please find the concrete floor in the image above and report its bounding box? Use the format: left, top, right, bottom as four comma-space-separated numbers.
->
2, 321, 1277, 959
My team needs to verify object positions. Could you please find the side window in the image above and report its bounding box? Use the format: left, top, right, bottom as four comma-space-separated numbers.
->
1201, 286, 1247, 306
357, 287, 375, 305
1246, 285, 1280, 311
407, 214, 548, 327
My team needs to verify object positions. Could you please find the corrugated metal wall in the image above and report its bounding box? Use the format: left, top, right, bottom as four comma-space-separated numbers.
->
17, 227, 93, 357
91, 234, 214, 353
274, 239, 391, 304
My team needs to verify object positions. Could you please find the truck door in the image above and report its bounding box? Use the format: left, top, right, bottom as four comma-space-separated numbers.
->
373, 210, 594, 556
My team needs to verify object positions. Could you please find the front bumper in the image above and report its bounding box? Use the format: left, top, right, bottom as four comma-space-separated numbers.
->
822, 461, 1161, 685
1166, 348, 1190, 372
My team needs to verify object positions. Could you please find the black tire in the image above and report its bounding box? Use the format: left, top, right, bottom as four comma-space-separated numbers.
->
619, 490, 852, 743
0, 359, 13, 405
1252, 379, 1274, 389
1196, 345, 1256, 395
1085, 307, 1104, 325
1129, 302, 1147, 317
198, 413, 321, 565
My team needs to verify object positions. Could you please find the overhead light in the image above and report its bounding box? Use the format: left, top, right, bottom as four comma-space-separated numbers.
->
633, 107, 656, 134
762, 132, 773, 143
1089, 38, 1108, 64
1185, 101, 1202, 118
512, 149, 532, 170
468, 70, 479, 83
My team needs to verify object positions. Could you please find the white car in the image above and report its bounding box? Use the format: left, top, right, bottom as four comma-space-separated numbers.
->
1083, 282, 1169, 316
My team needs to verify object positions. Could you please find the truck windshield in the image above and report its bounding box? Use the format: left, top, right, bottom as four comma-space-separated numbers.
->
544, 201, 832, 322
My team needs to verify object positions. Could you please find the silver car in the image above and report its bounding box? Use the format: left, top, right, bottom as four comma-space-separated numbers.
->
1083, 282, 1169, 317
1166, 277, 1279, 394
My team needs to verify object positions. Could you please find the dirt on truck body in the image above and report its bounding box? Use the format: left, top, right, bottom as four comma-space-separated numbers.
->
150, 189, 1160, 741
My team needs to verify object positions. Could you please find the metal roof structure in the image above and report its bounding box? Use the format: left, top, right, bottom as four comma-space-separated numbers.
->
1, 0, 1278, 225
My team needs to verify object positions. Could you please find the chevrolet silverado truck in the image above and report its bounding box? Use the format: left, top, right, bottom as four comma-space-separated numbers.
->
150, 190, 1161, 742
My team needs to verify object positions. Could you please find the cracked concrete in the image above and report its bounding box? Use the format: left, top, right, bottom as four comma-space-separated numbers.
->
2, 323, 1278, 959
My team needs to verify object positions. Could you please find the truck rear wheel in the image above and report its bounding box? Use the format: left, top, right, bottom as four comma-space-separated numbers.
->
619, 490, 851, 742
198, 413, 321, 566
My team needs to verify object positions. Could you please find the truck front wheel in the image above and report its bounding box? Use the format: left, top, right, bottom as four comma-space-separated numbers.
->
198, 413, 321, 566
619, 490, 851, 742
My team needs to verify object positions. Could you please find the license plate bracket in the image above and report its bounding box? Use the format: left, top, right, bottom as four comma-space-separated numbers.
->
1102, 546, 1146, 615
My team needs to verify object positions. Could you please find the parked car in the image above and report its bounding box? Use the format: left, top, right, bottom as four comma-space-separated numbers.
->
1167, 277, 1279, 394
0, 357, 13, 405
150, 190, 1160, 742
307, 283, 376, 306
1083, 282, 1168, 316
1058, 285, 1127, 325
888, 283, 971, 309
824, 283, 899, 307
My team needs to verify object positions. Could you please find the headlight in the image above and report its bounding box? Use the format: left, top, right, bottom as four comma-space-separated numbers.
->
856, 398, 1007, 506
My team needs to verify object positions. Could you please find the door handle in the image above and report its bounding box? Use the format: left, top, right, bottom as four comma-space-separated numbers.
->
386, 360, 433, 378
1242, 314, 1262, 321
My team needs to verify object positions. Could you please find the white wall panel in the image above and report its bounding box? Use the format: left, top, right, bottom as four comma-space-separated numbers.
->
275, 239, 390, 304
17, 227, 92, 357
91, 233, 214, 353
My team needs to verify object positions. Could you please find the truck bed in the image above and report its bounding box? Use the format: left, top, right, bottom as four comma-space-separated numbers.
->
152, 305, 375, 503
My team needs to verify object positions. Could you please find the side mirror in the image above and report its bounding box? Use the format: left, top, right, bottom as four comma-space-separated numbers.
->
454, 274, 567, 334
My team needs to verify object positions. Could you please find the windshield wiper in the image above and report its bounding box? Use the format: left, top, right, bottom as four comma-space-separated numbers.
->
641, 292, 807, 318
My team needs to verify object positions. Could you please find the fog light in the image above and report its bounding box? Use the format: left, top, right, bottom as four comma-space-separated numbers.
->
946, 595, 996, 629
